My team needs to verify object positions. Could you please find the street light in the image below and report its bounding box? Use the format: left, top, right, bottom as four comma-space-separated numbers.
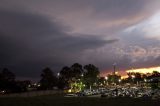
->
105, 76, 108, 85
57, 73, 60, 77
113, 63, 117, 75
131, 75, 135, 79
105, 76, 108, 80
131, 75, 135, 85
144, 79, 147, 82
119, 79, 121, 83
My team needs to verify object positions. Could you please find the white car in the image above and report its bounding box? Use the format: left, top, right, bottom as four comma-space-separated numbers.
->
64, 93, 78, 97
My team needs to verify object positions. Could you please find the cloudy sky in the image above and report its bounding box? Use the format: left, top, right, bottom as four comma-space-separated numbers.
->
0, 0, 160, 80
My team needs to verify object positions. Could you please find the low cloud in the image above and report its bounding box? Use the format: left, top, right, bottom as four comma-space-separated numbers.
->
0, 9, 117, 78
0, 0, 160, 79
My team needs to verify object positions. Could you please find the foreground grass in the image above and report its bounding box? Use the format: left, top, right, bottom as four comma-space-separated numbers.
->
0, 95, 160, 106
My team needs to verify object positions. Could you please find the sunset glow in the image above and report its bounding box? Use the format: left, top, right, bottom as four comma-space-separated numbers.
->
126, 66, 160, 74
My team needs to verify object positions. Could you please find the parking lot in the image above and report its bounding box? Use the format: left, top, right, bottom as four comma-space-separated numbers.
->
65, 86, 160, 100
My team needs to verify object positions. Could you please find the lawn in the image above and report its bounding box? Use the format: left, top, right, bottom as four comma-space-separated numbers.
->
0, 95, 160, 106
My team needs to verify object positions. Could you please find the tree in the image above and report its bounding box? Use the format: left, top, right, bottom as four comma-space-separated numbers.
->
58, 66, 71, 89
152, 71, 160, 77
0, 68, 16, 93
58, 63, 84, 90
0, 68, 15, 82
83, 64, 100, 90
133, 73, 143, 85
71, 63, 83, 79
15, 80, 31, 92
107, 74, 121, 84
97, 77, 106, 86
39, 67, 57, 90
60, 66, 72, 81
148, 71, 160, 89
57, 77, 67, 89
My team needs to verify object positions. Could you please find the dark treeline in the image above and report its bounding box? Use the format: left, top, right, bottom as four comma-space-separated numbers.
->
0, 68, 31, 93
39, 63, 100, 91
0, 63, 100, 93
0, 63, 160, 94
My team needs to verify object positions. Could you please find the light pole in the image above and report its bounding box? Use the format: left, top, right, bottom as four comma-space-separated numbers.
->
119, 79, 121, 83
131, 75, 135, 85
57, 72, 60, 77
113, 63, 117, 75
105, 76, 108, 86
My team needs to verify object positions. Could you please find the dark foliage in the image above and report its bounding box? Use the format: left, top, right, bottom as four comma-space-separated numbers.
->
39, 67, 57, 90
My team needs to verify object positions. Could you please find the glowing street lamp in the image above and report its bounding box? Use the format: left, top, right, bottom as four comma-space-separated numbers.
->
105, 76, 108, 80
118, 79, 121, 83
105, 76, 108, 85
144, 79, 147, 82
57, 72, 60, 77
131, 75, 135, 84
81, 74, 84, 77
131, 75, 135, 79
115, 71, 118, 75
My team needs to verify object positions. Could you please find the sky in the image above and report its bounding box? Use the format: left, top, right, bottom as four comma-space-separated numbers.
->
0, 0, 160, 80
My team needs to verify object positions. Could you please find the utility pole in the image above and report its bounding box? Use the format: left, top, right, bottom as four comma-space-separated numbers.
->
113, 63, 117, 85
113, 63, 117, 75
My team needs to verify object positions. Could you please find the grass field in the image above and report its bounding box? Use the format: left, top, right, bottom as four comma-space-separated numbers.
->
0, 95, 160, 106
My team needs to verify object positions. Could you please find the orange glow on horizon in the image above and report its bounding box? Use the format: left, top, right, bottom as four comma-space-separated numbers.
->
126, 66, 160, 74
100, 70, 127, 78
101, 66, 160, 79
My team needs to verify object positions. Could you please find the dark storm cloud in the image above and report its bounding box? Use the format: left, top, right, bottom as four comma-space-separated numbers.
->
0, 9, 117, 78
0, 0, 160, 79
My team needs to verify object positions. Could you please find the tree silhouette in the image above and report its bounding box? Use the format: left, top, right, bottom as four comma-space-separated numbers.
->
107, 74, 121, 84
83, 64, 100, 90
148, 71, 160, 89
71, 63, 83, 79
39, 67, 57, 90
0, 68, 15, 82
0, 68, 16, 93
58, 63, 84, 89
